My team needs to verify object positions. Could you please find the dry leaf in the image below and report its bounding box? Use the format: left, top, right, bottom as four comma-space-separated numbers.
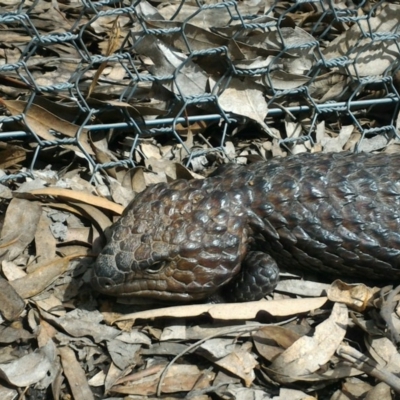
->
112, 364, 215, 395
253, 326, 302, 362
15, 187, 124, 215
218, 77, 270, 134
0, 199, 42, 261
9, 253, 82, 299
270, 302, 348, 383
0, 341, 55, 387
327, 280, 377, 312
35, 211, 57, 263
275, 279, 330, 297
317, 124, 354, 153
0, 276, 25, 321
0, 143, 27, 169
215, 348, 258, 387
0, 100, 94, 156
59, 346, 94, 400
114, 297, 328, 325
323, 3, 400, 76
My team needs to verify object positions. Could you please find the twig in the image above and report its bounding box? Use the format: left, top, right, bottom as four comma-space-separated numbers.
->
337, 344, 400, 393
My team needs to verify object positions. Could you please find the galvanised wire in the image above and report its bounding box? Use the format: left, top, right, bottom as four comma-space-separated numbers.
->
0, 0, 399, 183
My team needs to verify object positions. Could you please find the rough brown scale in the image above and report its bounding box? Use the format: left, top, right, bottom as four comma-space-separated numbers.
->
92, 152, 400, 302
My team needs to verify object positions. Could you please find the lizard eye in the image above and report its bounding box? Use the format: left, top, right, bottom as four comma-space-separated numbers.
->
147, 261, 167, 274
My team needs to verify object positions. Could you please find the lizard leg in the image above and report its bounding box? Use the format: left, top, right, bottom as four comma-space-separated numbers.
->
222, 251, 279, 302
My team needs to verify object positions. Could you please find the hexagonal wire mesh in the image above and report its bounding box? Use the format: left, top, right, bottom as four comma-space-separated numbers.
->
0, 0, 400, 184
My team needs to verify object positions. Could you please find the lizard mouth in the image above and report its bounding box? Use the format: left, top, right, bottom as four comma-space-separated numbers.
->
91, 273, 208, 301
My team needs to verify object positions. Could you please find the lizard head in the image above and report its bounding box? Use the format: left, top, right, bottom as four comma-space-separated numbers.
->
91, 179, 249, 301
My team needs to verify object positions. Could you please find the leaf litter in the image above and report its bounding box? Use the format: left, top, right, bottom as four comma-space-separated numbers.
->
1, 0, 400, 399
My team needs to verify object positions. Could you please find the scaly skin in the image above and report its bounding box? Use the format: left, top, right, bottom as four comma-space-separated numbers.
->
92, 152, 400, 301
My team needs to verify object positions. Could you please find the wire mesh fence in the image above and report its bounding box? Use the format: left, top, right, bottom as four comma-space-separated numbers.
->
1, 0, 400, 185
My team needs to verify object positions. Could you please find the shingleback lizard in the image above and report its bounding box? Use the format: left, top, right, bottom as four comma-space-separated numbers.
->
92, 151, 400, 302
